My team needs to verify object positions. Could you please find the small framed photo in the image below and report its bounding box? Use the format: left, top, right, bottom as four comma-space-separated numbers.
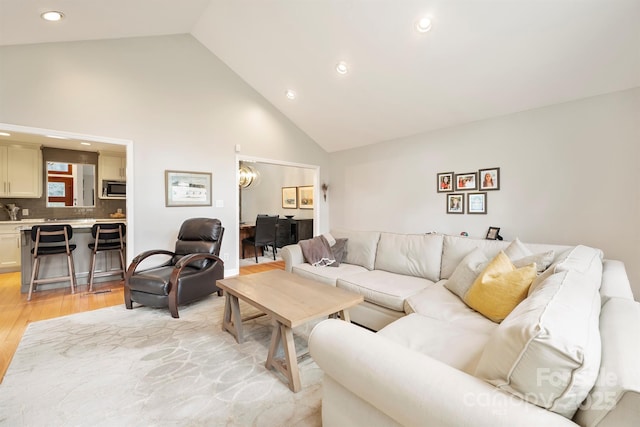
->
165, 170, 212, 207
486, 226, 501, 240
437, 172, 454, 193
298, 186, 314, 209
282, 187, 297, 209
447, 193, 464, 214
455, 172, 477, 191
467, 192, 487, 214
479, 167, 500, 190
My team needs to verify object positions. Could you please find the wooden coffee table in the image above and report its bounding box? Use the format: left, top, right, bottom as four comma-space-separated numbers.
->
217, 269, 363, 392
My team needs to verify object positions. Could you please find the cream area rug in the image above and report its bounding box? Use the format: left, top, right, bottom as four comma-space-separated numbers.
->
0, 295, 322, 426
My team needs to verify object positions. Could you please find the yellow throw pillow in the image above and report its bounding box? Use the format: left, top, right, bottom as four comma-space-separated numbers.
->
464, 251, 536, 322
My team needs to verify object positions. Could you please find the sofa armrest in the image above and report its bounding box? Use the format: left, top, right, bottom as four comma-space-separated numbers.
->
601, 259, 634, 301
281, 244, 304, 272
309, 319, 577, 427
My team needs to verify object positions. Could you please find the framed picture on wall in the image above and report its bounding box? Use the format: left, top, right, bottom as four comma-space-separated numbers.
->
467, 192, 487, 214
447, 193, 464, 214
437, 172, 454, 193
455, 172, 477, 191
298, 186, 314, 209
282, 187, 298, 209
479, 167, 500, 190
165, 170, 212, 207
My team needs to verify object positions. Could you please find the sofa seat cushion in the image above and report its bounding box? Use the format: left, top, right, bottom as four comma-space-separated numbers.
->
405, 283, 498, 334
292, 263, 368, 286
374, 232, 443, 282
475, 269, 602, 419
337, 270, 434, 312
378, 313, 491, 375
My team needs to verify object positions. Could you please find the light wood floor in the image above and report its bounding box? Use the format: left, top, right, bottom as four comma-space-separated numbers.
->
0, 260, 284, 383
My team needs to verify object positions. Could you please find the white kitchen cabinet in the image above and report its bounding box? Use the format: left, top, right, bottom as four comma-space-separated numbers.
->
0, 226, 21, 272
98, 151, 126, 181
0, 144, 43, 198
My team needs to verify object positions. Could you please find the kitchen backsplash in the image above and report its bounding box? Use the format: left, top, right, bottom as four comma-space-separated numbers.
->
0, 197, 126, 221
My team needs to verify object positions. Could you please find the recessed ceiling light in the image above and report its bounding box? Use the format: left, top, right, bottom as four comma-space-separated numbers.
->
46, 134, 68, 140
285, 89, 297, 100
416, 17, 432, 33
41, 11, 64, 22
336, 61, 349, 75
0, 132, 10, 137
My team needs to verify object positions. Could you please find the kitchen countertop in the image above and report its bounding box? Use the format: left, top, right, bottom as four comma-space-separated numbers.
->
0, 218, 126, 231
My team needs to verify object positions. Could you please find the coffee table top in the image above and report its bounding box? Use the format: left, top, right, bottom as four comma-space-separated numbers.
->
218, 270, 363, 328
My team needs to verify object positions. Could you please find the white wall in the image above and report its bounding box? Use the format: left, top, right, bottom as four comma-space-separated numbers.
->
0, 35, 330, 275
329, 88, 640, 299
240, 162, 315, 222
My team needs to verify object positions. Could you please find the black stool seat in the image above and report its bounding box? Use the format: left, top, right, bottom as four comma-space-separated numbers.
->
32, 244, 77, 255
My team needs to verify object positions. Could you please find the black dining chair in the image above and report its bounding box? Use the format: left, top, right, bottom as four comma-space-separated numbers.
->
87, 222, 126, 292
28, 224, 77, 301
242, 215, 279, 263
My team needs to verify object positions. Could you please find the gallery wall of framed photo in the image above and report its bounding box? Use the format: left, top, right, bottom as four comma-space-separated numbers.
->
437, 167, 500, 214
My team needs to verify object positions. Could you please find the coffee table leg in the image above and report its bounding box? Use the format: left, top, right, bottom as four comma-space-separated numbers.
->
265, 322, 301, 392
339, 309, 351, 323
222, 293, 244, 343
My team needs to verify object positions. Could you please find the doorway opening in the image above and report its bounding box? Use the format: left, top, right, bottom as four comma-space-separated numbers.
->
236, 155, 320, 269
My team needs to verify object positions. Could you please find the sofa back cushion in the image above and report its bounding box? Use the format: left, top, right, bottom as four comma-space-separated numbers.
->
374, 233, 443, 282
440, 235, 510, 279
574, 297, 640, 427
331, 229, 381, 270
475, 267, 602, 419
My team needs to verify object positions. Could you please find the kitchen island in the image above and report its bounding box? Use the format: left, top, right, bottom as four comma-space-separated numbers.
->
15, 219, 127, 294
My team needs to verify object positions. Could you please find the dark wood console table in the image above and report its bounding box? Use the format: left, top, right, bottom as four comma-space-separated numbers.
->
276, 218, 313, 248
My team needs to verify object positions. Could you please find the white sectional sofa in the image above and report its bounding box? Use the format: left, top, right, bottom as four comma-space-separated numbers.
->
281, 230, 640, 427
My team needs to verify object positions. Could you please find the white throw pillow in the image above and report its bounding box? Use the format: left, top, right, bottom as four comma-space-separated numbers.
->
504, 238, 554, 273
444, 248, 488, 300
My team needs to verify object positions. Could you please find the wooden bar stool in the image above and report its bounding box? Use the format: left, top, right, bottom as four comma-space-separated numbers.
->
28, 224, 77, 301
87, 222, 126, 292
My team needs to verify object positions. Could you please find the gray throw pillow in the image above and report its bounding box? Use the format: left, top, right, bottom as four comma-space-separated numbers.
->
329, 238, 348, 267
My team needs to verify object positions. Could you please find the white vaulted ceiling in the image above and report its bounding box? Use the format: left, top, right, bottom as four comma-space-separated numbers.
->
1, 0, 639, 152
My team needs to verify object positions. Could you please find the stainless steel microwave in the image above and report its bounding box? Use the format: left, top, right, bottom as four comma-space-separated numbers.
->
102, 180, 126, 197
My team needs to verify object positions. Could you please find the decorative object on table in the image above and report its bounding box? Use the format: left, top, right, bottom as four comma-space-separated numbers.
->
165, 170, 212, 207
321, 182, 329, 201
454, 172, 478, 191
437, 172, 454, 193
479, 167, 500, 190
486, 226, 502, 240
446, 193, 464, 214
460, 231, 468, 236
282, 187, 298, 209
467, 192, 487, 214
285, 215, 294, 219
2, 203, 21, 221
298, 186, 314, 209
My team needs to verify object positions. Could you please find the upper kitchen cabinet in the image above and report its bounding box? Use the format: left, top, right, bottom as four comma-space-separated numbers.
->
0, 143, 43, 198
98, 151, 126, 182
